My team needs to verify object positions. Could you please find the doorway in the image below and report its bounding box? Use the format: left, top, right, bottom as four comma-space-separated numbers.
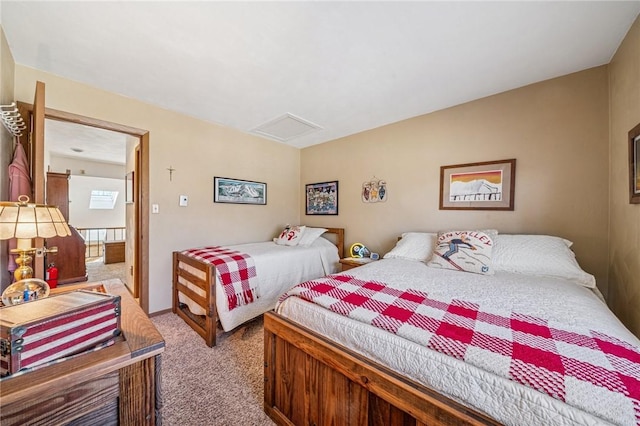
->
20, 96, 150, 314
45, 118, 132, 287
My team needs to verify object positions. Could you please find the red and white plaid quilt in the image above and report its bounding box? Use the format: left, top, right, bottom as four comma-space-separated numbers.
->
182, 246, 259, 310
280, 274, 640, 425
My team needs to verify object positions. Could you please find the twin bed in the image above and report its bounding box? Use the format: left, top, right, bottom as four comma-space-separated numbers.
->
264, 232, 640, 426
172, 227, 344, 347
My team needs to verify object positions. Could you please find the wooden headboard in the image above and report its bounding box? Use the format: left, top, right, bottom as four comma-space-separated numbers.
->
323, 228, 345, 259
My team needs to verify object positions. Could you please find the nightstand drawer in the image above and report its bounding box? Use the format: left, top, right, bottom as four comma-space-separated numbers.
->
339, 258, 374, 272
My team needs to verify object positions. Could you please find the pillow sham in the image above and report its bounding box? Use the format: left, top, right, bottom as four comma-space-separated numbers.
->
298, 227, 328, 246
383, 232, 436, 262
491, 234, 596, 288
275, 225, 306, 246
427, 230, 494, 275
439, 228, 498, 242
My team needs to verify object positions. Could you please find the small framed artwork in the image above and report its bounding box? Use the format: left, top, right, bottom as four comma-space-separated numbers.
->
440, 159, 516, 211
362, 177, 387, 203
305, 180, 338, 215
214, 177, 267, 205
630, 122, 640, 204
125, 171, 134, 204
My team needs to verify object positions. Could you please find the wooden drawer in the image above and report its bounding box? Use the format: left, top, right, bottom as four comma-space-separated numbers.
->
0, 370, 120, 425
339, 258, 374, 272
104, 241, 125, 264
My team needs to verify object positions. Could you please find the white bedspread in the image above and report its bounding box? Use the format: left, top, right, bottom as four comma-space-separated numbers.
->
276, 258, 640, 426
179, 236, 339, 331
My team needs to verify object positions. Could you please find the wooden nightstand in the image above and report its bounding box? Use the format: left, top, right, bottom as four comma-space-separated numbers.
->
339, 257, 374, 272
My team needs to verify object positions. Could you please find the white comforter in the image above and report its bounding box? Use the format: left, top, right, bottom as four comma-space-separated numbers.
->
276, 258, 640, 426
179, 236, 339, 331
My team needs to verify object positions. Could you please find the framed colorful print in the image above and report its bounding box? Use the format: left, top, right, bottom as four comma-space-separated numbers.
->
630, 122, 640, 204
439, 159, 516, 211
305, 181, 338, 215
214, 177, 266, 205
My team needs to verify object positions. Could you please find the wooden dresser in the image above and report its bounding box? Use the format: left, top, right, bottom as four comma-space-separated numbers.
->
46, 171, 88, 284
0, 279, 165, 425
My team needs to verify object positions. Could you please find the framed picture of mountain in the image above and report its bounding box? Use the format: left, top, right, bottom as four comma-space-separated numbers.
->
214, 177, 266, 205
439, 159, 516, 211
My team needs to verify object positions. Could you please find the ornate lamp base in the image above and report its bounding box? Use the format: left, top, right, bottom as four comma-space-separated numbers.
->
10, 248, 36, 281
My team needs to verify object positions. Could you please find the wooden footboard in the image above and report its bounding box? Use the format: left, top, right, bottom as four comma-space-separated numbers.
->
172, 227, 343, 348
263, 311, 501, 426
172, 251, 218, 347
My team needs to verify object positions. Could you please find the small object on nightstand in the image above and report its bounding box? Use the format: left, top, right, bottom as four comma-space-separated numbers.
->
349, 243, 370, 258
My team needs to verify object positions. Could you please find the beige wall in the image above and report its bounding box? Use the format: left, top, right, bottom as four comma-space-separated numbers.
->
301, 66, 611, 291
0, 26, 15, 286
608, 15, 640, 336
12, 66, 301, 312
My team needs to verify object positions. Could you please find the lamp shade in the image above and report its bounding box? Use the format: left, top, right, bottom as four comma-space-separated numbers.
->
0, 197, 71, 240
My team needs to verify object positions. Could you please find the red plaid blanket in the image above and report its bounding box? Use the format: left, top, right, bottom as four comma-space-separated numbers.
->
182, 246, 259, 310
280, 274, 640, 425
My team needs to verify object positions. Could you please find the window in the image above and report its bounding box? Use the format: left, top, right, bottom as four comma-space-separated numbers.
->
89, 190, 119, 209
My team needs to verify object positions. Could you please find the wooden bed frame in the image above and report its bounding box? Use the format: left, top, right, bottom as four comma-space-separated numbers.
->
172, 227, 344, 347
263, 311, 501, 426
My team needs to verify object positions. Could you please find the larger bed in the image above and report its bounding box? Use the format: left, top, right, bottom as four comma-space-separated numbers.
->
173, 227, 344, 347
264, 231, 640, 426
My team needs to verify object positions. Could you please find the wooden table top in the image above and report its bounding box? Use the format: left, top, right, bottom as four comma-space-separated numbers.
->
0, 279, 165, 406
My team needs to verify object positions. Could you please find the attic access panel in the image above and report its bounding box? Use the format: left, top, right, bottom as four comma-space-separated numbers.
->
252, 113, 321, 142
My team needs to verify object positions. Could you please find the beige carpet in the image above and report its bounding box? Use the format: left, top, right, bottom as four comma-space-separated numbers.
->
85, 258, 128, 284
151, 312, 275, 426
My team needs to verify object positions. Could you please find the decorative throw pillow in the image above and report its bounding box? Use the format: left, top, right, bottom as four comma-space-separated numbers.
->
275, 225, 306, 246
427, 230, 494, 275
298, 227, 327, 246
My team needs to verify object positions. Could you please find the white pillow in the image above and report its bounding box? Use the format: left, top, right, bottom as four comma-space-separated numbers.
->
383, 233, 436, 262
492, 234, 596, 288
298, 227, 328, 246
275, 225, 306, 246
427, 230, 495, 275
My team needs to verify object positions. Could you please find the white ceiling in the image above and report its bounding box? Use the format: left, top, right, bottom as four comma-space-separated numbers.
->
45, 119, 128, 165
2, 1, 640, 151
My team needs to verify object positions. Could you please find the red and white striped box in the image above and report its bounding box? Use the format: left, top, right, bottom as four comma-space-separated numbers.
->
0, 290, 121, 377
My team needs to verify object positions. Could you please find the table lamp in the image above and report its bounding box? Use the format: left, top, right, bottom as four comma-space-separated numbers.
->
0, 195, 71, 281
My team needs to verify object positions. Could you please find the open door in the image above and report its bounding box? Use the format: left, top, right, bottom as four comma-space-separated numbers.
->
19, 81, 151, 314
24, 81, 45, 279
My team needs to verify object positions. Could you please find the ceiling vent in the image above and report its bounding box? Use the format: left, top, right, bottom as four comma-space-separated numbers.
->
251, 113, 322, 142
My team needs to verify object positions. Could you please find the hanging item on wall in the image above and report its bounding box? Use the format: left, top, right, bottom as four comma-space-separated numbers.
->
362, 177, 387, 203
439, 159, 515, 211
0, 102, 27, 137
305, 180, 338, 215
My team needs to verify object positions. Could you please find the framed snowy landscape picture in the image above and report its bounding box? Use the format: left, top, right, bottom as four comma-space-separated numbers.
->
439, 159, 516, 211
214, 177, 266, 205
